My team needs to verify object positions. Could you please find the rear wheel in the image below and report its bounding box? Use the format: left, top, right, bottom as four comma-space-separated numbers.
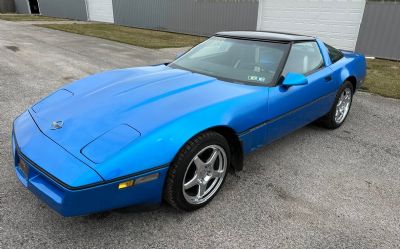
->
318, 81, 354, 129
164, 131, 230, 211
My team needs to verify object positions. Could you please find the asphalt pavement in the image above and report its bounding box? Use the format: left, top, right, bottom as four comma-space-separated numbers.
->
0, 20, 399, 248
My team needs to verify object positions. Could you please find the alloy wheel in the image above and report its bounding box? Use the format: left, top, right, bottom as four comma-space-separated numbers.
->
182, 145, 227, 205
335, 87, 352, 124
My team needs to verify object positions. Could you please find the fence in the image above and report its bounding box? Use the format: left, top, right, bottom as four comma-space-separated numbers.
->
356, 1, 400, 60
112, 0, 259, 36
0, 0, 15, 13
38, 0, 88, 21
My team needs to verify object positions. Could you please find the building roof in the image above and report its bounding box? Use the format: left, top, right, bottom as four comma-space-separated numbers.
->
215, 31, 315, 42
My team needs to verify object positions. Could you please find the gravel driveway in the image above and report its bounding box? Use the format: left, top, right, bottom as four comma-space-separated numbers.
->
0, 20, 399, 249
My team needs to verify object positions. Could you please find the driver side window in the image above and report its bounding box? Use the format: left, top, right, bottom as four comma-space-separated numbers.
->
282, 42, 324, 76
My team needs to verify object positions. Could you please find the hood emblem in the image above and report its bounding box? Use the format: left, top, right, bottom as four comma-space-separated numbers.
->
51, 120, 64, 130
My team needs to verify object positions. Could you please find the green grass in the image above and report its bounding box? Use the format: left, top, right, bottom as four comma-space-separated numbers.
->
0, 14, 68, 22
36, 23, 206, 49
362, 59, 400, 99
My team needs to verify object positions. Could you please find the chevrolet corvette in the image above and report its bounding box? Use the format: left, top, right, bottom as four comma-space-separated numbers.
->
12, 31, 366, 216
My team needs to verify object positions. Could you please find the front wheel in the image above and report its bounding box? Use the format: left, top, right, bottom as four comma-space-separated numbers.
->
318, 81, 354, 129
164, 131, 230, 211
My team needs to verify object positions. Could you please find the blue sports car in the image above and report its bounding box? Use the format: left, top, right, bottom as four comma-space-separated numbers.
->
12, 31, 366, 217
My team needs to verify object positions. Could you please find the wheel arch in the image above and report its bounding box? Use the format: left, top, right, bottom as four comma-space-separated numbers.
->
345, 76, 357, 93
172, 125, 244, 172
339, 66, 357, 93
206, 126, 244, 172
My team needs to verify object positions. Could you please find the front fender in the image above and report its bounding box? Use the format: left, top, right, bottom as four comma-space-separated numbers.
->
93, 89, 268, 181
93, 107, 233, 181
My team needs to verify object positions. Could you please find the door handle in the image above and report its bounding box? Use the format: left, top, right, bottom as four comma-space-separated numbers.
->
325, 75, 333, 82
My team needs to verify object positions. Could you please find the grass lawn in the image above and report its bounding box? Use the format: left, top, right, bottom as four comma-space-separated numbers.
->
363, 59, 400, 99
0, 14, 67, 22
36, 23, 206, 49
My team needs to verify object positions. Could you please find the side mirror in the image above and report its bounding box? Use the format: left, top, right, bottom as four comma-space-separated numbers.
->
282, 72, 308, 87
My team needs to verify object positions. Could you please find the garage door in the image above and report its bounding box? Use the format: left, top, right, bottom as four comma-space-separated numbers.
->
86, 0, 114, 23
257, 0, 366, 51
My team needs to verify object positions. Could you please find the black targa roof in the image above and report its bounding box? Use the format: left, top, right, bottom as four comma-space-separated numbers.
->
215, 31, 315, 42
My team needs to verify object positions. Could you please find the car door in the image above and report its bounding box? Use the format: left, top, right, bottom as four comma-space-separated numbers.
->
266, 41, 336, 143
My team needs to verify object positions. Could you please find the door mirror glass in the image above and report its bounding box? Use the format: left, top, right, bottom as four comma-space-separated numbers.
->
282, 72, 308, 86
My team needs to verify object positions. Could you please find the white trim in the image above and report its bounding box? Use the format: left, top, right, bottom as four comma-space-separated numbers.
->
37, 0, 41, 15
256, 0, 263, 31
25, 0, 31, 14
84, 0, 90, 21
354, 1, 367, 50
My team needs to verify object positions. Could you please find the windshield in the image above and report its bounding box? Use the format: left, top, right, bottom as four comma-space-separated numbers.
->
169, 36, 289, 85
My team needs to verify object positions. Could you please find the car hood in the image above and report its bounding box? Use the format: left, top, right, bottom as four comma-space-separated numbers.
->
30, 65, 258, 163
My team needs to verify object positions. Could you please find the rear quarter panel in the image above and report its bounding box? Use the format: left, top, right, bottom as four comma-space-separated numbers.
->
328, 53, 366, 91
342, 51, 367, 89
318, 40, 366, 91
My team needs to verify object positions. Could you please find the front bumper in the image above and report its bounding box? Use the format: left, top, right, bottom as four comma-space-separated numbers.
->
12, 112, 168, 217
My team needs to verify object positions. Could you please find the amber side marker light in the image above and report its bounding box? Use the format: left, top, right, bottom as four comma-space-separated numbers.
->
118, 180, 134, 189
118, 173, 160, 190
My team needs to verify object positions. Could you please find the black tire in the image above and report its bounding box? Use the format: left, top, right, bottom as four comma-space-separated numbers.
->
164, 131, 230, 211
317, 81, 354, 129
